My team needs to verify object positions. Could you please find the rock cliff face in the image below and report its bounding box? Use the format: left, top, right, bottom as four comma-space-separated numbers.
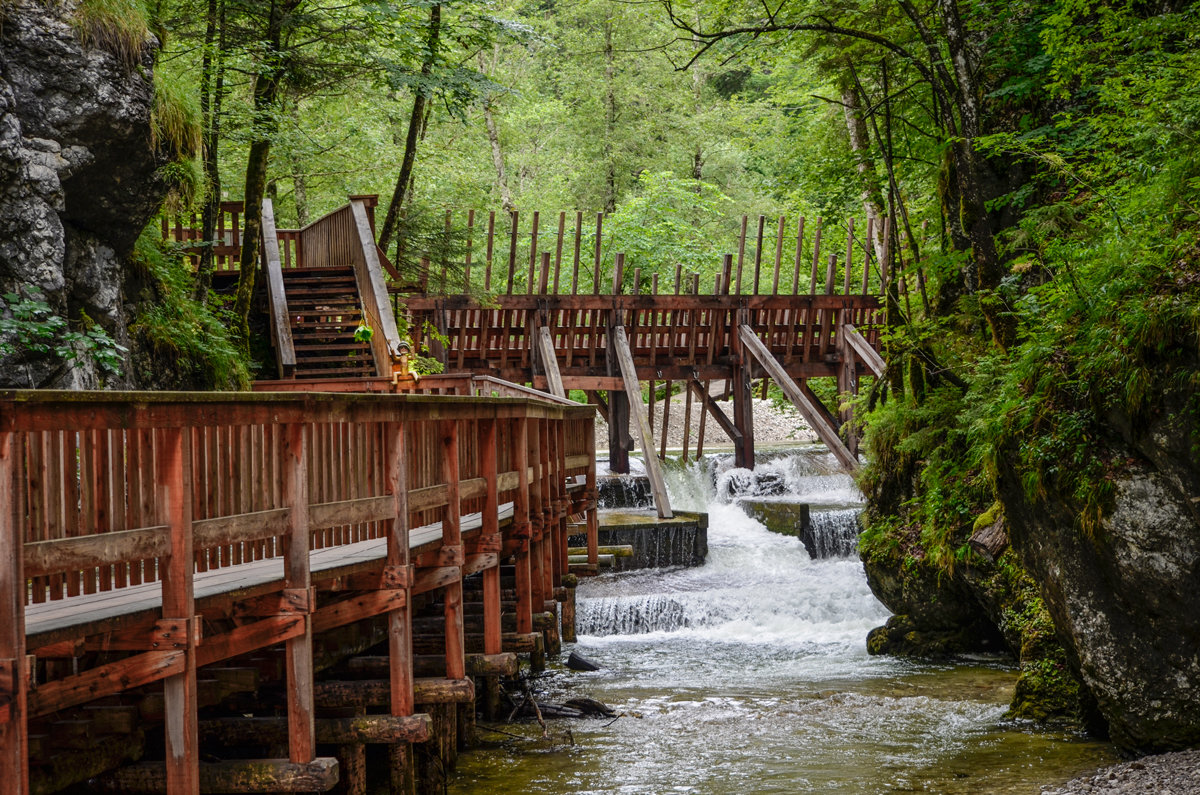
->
1001, 397, 1200, 752
0, 0, 166, 387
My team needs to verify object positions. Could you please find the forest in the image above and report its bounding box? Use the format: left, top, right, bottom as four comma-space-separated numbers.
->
5, 0, 1199, 758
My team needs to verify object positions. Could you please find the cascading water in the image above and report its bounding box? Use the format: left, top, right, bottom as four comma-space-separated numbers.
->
452, 446, 1117, 794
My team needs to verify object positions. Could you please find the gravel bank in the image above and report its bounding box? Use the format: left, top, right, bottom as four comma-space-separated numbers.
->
1041, 750, 1200, 794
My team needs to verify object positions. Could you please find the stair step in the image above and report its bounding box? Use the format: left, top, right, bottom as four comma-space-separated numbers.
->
295, 366, 376, 378
292, 320, 363, 328
292, 343, 371, 352
295, 354, 376, 364
283, 266, 356, 277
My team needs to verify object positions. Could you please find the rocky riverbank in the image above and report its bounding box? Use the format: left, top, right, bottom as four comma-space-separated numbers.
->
1042, 750, 1200, 794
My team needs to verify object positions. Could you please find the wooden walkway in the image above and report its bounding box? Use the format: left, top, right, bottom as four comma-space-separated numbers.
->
0, 390, 596, 794
165, 200, 889, 521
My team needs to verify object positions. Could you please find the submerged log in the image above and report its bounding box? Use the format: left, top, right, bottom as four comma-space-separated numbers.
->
92, 757, 340, 793
197, 714, 432, 746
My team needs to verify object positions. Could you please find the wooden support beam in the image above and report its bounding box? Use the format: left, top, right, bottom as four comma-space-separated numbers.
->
687, 380, 741, 446
731, 308, 755, 469
612, 326, 673, 519
0, 431, 28, 795
480, 419, 502, 657
738, 325, 859, 470
198, 715, 432, 747
313, 678, 474, 708
536, 327, 566, 399
347, 653, 517, 679
158, 427, 198, 795
92, 757, 340, 794
282, 423, 316, 765
843, 323, 886, 376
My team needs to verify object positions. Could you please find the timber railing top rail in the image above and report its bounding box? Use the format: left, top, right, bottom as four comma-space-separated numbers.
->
0, 389, 593, 430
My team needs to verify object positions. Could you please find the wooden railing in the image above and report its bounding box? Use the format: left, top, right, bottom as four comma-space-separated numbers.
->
0, 389, 596, 793
262, 199, 297, 378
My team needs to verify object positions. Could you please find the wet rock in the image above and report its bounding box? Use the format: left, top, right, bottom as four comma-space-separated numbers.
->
1002, 440, 1200, 751
0, 0, 168, 387
566, 651, 601, 672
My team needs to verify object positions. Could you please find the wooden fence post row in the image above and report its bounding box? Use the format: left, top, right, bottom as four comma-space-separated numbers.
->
161, 200, 892, 299
0, 391, 595, 795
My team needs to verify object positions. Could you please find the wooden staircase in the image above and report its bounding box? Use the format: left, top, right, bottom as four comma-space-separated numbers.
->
260, 197, 404, 381
283, 266, 376, 379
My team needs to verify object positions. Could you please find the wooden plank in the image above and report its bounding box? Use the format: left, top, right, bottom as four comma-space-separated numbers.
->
612, 326, 673, 519
527, 211, 539, 295
738, 325, 858, 470
843, 323, 885, 376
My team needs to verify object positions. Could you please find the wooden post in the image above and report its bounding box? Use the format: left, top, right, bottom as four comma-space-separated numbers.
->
385, 421, 415, 794
282, 423, 316, 766
527, 211, 540, 295
440, 421, 465, 682
0, 432, 29, 795
613, 326, 673, 518
481, 420, 501, 656
730, 308, 755, 470
514, 418, 533, 636
585, 423, 599, 568
484, 211, 495, 291
506, 210, 519, 294
157, 427, 199, 795
592, 212, 603, 294
734, 215, 747, 294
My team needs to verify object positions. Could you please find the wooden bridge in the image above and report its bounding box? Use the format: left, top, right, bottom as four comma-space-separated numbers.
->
165, 198, 889, 519
0, 389, 597, 794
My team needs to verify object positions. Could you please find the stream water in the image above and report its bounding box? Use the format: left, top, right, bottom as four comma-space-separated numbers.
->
451, 447, 1118, 794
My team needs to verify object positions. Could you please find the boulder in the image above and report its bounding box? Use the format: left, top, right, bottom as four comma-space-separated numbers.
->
0, 0, 167, 387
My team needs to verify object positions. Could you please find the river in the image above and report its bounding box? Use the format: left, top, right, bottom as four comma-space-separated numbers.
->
450, 447, 1117, 793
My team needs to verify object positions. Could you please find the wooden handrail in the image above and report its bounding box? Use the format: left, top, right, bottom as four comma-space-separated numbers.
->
350, 200, 405, 375
262, 199, 297, 378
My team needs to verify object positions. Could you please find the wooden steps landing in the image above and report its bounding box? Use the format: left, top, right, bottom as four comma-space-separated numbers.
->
282, 266, 376, 379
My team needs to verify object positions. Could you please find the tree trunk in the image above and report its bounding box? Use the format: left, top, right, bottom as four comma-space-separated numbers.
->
840, 78, 887, 265
378, 3, 441, 254
193, 0, 224, 303
602, 19, 617, 214
479, 49, 514, 214
233, 0, 299, 349
483, 100, 513, 213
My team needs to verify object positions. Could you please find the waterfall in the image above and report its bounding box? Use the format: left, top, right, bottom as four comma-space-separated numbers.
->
579, 449, 885, 644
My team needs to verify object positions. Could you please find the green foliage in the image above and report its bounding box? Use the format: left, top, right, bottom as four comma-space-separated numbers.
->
0, 290, 127, 382
152, 68, 202, 159
129, 227, 251, 389
73, 0, 150, 68
605, 171, 736, 287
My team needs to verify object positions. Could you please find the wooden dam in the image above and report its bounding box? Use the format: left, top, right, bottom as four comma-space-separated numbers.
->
0, 196, 890, 794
